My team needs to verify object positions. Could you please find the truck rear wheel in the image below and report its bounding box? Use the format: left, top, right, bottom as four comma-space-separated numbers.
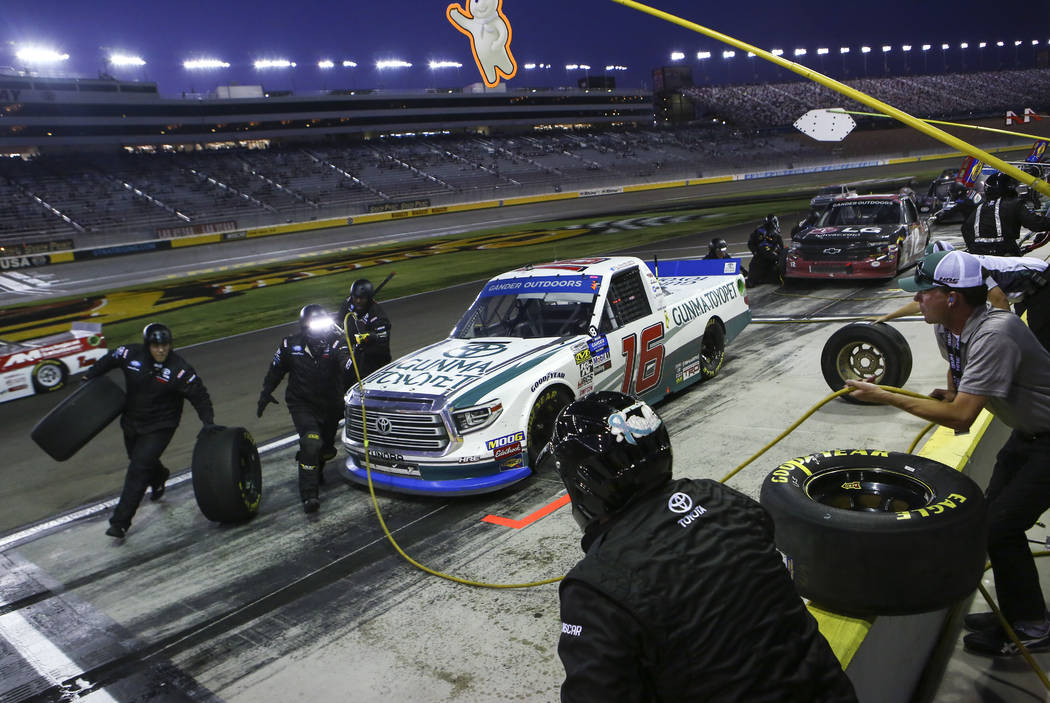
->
32, 359, 68, 393
699, 319, 726, 380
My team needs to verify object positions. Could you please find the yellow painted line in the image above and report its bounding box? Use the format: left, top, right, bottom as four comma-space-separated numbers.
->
609, 0, 1050, 198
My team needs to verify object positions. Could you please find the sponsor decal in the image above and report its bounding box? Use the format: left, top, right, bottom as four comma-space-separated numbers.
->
457, 455, 482, 463
530, 371, 566, 392
607, 403, 662, 445
479, 275, 602, 298
443, 342, 508, 359
371, 353, 503, 391
499, 455, 524, 469
768, 450, 891, 483
670, 280, 740, 326
574, 349, 591, 364
0, 255, 48, 269
561, 622, 583, 637
486, 431, 525, 451
1, 339, 84, 369
896, 493, 968, 520
668, 491, 708, 527
493, 442, 521, 460
369, 448, 405, 462
588, 325, 598, 337
841, 481, 862, 490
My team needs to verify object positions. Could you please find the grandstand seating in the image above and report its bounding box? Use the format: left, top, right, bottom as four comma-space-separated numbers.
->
2, 68, 1048, 250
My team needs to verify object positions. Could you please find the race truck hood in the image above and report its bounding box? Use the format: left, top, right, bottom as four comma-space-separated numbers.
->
361, 336, 566, 404
793, 225, 903, 245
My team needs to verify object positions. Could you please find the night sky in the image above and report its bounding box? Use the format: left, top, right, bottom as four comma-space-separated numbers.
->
2, 0, 1049, 96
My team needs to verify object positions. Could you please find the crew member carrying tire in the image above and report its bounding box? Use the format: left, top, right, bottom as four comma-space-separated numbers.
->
337, 278, 392, 387
962, 172, 1050, 256
848, 249, 1050, 657
84, 323, 219, 540
543, 391, 857, 701
258, 304, 351, 514
747, 214, 784, 286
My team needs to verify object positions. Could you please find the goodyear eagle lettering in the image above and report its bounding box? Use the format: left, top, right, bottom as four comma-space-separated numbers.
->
895, 492, 968, 520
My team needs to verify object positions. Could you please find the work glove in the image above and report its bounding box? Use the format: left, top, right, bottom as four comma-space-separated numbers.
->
354, 333, 371, 346
257, 391, 279, 418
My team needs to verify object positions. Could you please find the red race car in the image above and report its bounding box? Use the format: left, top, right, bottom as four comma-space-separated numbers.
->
0, 323, 107, 402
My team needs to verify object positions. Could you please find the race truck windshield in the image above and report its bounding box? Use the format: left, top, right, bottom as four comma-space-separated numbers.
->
819, 201, 901, 227
453, 275, 601, 339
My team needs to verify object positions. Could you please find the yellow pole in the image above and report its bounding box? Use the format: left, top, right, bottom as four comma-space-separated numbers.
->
610, 0, 1050, 198
832, 109, 1050, 143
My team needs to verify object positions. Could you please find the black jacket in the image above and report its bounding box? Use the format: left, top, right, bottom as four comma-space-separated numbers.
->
336, 298, 392, 378
749, 225, 784, 260
962, 197, 1050, 256
558, 478, 857, 703
262, 332, 350, 410
85, 344, 214, 433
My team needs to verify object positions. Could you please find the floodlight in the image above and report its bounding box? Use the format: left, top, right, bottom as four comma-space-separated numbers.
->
254, 59, 296, 69
1014, 40, 1023, 46
839, 47, 850, 54
882, 45, 891, 53
605, 65, 627, 71
793, 48, 806, 56
428, 60, 463, 69
817, 47, 829, 55
771, 49, 784, 56
376, 59, 412, 69
15, 46, 69, 64
941, 43, 950, 50
960, 43, 968, 49
697, 51, 711, 60
746, 52, 755, 58
722, 50, 735, 59
902, 45, 912, 51
342, 60, 357, 67
922, 44, 932, 51
1033, 40, 1040, 46
996, 41, 1004, 47
861, 46, 871, 54
183, 58, 230, 69
978, 42, 987, 48
578, 64, 590, 70
318, 60, 335, 69
524, 62, 536, 69
109, 53, 146, 67
670, 51, 685, 61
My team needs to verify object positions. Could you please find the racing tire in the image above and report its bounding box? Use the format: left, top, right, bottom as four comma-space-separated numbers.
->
192, 426, 262, 523
527, 387, 573, 469
699, 319, 726, 380
820, 322, 912, 404
31, 359, 68, 393
31, 375, 125, 461
760, 449, 987, 616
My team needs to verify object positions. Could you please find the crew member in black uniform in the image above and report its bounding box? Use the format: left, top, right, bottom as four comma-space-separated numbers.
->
258, 304, 351, 513
337, 278, 392, 386
747, 214, 785, 286
542, 391, 857, 702
704, 237, 747, 276
85, 322, 217, 539
962, 172, 1050, 256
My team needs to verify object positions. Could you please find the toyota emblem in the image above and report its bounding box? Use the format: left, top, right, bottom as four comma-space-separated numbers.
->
375, 417, 392, 435
667, 492, 693, 514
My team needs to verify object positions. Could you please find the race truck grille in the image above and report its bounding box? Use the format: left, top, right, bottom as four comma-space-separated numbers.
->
345, 406, 450, 451
796, 244, 877, 262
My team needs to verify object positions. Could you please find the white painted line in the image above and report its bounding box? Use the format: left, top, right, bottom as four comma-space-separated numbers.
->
0, 274, 34, 292
0, 431, 303, 551
0, 609, 118, 702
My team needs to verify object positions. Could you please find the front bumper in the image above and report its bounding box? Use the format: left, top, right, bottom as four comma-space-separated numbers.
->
783, 255, 897, 280
339, 453, 532, 496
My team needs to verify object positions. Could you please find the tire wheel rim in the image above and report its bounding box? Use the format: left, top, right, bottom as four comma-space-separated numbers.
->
804, 468, 933, 512
36, 364, 63, 388
834, 341, 886, 383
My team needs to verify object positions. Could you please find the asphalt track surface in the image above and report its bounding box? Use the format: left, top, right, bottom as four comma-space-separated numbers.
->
0, 161, 964, 702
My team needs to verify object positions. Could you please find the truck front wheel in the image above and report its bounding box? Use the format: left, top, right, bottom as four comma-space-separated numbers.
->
527, 387, 573, 470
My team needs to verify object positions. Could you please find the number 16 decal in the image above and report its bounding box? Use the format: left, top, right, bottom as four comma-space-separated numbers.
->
620, 322, 665, 394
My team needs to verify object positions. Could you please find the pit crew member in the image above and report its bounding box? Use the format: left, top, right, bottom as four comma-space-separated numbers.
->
747, 214, 784, 286
962, 173, 1050, 256
337, 278, 392, 385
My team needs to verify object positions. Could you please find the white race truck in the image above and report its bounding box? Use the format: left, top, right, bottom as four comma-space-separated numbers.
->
340, 256, 750, 495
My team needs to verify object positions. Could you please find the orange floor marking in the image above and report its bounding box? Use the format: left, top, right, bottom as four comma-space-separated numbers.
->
481, 494, 571, 529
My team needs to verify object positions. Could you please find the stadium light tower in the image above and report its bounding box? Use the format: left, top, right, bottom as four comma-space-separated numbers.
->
670, 51, 685, 62
318, 60, 335, 69
109, 53, 145, 67
881, 45, 891, 74
901, 44, 911, 73
771, 48, 784, 56
839, 46, 849, 75
861, 45, 871, 75
183, 58, 230, 69
15, 46, 70, 65
940, 43, 950, 71
921, 44, 931, 73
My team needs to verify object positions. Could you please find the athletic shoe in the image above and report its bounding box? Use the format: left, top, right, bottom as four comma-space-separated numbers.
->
303, 498, 320, 514
963, 627, 1050, 657
105, 524, 126, 539
964, 610, 1050, 633
150, 466, 170, 501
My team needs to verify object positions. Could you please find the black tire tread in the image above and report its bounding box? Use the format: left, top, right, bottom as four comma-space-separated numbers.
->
31, 375, 124, 461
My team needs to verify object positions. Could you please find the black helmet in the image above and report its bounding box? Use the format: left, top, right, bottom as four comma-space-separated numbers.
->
539, 391, 672, 531
299, 304, 331, 338
709, 238, 729, 257
764, 214, 780, 232
350, 278, 375, 301
142, 322, 172, 347
983, 172, 1017, 200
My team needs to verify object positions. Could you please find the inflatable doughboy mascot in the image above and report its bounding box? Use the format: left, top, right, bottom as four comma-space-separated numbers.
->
447, 0, 517, 87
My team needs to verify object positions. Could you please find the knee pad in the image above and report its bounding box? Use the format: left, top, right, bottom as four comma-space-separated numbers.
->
299, 433, 323, 467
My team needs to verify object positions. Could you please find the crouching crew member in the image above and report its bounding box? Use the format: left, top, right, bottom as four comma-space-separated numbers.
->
258, 305, 351, 513
337, 278, 392, 386
85, 323, 218, 540
543, 391, 858, 701
748, 214, 785, 286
